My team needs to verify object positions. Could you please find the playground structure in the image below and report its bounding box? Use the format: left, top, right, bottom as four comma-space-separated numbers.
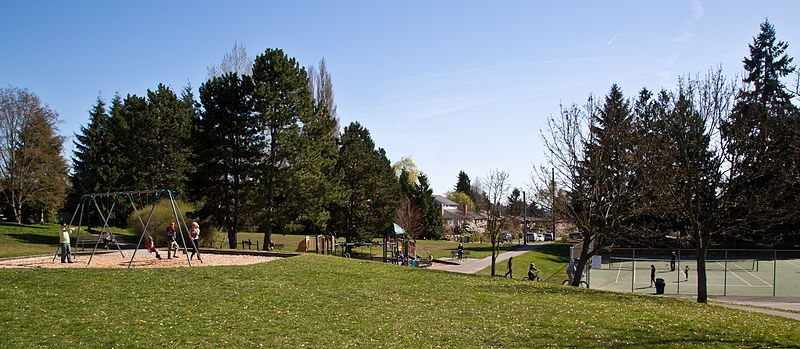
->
55, 189, 201, 268
298, 223, 422, 266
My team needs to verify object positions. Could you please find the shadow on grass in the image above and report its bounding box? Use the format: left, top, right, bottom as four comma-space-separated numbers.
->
7, 233, 58, 245
460, 244, 524, 253
0, 222, 52, 230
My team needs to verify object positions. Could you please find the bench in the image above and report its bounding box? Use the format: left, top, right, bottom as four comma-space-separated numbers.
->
417, 256, 433, 267
451, 250, 470, 261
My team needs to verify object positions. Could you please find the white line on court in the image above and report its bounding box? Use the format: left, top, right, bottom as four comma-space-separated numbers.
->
786, 259, 800, 268
740, 266, 772, 287
715, 262, 752, 286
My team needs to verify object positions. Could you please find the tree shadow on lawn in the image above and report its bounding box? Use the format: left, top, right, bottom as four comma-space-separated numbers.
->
6, 233, 58, 245
0, 222, 52, 230
460, 244, 523, 253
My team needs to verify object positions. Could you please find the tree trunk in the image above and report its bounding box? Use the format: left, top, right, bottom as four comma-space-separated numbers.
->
696, 246, 708, 303
228, 230, 237, 249
263, 127, 276, 251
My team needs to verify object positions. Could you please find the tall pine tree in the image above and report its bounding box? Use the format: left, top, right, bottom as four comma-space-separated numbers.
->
722, 20, 800, 247
194, 73, 261, 248
330, 122, 400, 242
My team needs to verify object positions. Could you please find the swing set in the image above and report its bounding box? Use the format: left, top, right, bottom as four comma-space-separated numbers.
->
53, 189, 201, 268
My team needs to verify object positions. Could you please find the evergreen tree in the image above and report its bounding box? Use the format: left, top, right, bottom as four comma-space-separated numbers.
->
416, 173, 444, 239
454, 171, 472, 197
722, 20, 800, 247
330, 122, 401, 242
568, 84, 637, 285
194, 73, 261, 248
71, 97, 110, 198
281, 96, 346, 235
506, 188, 522, 216
251, 48, 315, 249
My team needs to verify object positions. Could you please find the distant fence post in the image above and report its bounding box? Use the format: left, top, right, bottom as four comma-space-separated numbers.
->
631, 248, 635, 293
678, 247, 681, 295
724, 250, 728, 296
773, 250, 777, 297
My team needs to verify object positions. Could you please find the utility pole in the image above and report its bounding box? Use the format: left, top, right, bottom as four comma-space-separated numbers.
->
522, 191, 527, 245
552, 168, 556, 240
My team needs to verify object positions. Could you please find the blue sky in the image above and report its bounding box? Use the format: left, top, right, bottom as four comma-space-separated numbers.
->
2, 1, 798, 196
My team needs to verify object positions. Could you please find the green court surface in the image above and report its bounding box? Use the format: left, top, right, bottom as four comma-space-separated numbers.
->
585, 257, 800, 297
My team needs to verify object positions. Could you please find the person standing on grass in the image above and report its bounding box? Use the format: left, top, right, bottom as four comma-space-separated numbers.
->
166, 222, 179, 259
684, 265, 690, 281
189, 222, 200, 260
59, 222, 76, 263
670, 251, 677, 271
504, 257, 514, 278
650, 264, 656, 287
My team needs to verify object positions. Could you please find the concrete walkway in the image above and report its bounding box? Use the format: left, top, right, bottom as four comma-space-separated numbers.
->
440, 243, 551, 274
671, 295, 800, 321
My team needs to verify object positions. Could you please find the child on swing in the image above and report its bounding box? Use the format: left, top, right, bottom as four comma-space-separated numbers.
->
145, 236, 162, 259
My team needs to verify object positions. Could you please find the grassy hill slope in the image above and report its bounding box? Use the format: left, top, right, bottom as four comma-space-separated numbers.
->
1, 254, 798, 347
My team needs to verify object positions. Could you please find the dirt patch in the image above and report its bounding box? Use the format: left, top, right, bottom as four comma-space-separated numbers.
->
0, 251, 281, 269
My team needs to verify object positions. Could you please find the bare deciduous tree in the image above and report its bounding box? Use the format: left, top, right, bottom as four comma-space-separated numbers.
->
538, 86, 640, 287
307, 58, 340, 138
207, 42, 253, 78
0, 86, 65, 223
395, 197, 424, 239
483, 169, 509, 276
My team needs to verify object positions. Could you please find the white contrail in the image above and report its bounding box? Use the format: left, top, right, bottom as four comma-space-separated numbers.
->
607, 32, 620, 46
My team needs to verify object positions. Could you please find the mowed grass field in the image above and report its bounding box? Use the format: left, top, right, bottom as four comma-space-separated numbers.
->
475, 243, 571, 283
2, 254, 800, 348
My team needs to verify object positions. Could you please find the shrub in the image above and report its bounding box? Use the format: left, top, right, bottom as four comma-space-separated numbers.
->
126, 200, 218, 247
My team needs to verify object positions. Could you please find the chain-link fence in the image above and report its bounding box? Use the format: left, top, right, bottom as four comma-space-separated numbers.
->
585, 248, 800, 297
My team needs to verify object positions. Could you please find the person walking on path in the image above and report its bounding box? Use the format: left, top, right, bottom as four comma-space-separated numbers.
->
670, 251, 677, 271
504, 257, 514, 278
59, 222, 76, 263
166, 223, 179, 259
684, 265, 690, 281
650, 264, 656, 287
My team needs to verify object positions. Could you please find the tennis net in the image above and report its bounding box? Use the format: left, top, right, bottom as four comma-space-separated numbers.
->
607, 257, 759, 271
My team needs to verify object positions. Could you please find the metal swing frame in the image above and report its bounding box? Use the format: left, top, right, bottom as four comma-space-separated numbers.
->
55, 189, 201, 268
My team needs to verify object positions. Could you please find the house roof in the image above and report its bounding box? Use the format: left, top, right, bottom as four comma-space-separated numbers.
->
433, 195, 458, 207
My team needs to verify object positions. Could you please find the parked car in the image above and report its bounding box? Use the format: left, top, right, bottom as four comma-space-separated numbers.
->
526, 232, 544, 242
544, 233, 554, 241
569, 232, 584, 240
499, 232, 512, 242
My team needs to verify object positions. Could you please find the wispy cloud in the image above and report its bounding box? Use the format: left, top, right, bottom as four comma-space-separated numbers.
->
607, 32, 620, 46
673, 31, 693, 43
691, 0, 704, 20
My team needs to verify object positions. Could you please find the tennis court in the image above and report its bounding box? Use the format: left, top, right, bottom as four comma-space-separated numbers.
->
584, 249, 800, 297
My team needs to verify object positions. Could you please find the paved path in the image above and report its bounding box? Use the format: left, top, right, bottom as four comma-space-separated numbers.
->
671, 295, 800, 321
440, 243, 551, 274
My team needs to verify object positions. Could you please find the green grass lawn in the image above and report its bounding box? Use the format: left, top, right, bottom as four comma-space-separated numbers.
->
0, 223, 134, 258
0, 222, 62, 258
475, 243, 571, 283
1, 254, 798, 348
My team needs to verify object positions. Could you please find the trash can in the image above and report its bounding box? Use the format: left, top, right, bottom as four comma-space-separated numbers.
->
412, 259, 418, 267
655, 278, 665, 294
